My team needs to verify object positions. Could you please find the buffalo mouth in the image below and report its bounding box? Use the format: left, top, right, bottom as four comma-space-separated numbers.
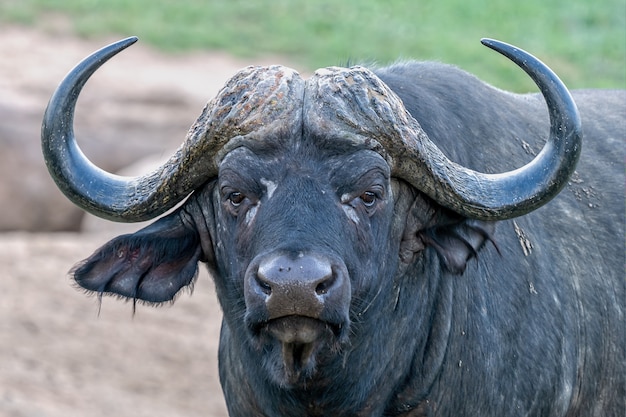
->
260, 316, 342, 385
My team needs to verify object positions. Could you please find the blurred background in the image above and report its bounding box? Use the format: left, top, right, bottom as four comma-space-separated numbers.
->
0, 1, 624, 416
3, 0, 626, 89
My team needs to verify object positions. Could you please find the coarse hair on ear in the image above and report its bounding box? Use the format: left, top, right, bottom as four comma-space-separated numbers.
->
400, 193, 498, 274
72, 209, 202, 307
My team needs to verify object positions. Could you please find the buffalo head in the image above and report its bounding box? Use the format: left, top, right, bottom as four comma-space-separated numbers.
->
42, 38, 581, 396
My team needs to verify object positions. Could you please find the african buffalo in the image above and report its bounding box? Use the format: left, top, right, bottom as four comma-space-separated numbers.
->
42, 37, 624, 416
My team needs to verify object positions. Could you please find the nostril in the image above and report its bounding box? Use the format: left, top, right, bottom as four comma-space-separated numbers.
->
315, 274, 336, 295
256, 276, 272, 295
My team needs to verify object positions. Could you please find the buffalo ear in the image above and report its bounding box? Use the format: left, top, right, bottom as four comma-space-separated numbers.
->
420, 217, 497, 274
72, 211, 202, 304
400, 193, 497, 274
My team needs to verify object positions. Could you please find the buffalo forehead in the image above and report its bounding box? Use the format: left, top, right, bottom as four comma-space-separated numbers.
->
218, 142, 390, 192
210, 65, 405, 168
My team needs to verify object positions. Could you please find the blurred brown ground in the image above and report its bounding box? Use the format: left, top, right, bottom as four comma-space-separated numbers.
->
1, 232, 227, 417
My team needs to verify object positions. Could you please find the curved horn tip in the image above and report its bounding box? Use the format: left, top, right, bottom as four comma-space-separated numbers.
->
110, 36, 139, 51
480, 38, 516, 54
89, 37, 139, 60
480, 37, 498, 47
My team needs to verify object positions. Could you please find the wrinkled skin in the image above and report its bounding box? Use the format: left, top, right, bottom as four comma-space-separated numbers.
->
211, 145, 402, 390
70, 62, 624, 416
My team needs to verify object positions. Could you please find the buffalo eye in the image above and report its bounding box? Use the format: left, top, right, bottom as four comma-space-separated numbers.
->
228, 191, 246, 207
343, 187, 384, 215
360, 191, 377, 207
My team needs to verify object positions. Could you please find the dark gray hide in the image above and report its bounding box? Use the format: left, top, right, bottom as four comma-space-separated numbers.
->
42, 39, 624, 417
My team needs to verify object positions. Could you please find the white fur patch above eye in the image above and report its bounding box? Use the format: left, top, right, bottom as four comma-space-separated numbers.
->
261, 178, 278, 200
342, 205, 360, 224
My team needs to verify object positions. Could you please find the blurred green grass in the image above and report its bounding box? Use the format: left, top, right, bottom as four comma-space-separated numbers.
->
1, 0, 624, 91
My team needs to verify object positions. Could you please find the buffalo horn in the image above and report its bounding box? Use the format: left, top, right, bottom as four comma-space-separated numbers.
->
304, 39, 582, 220
41, 37, 304, 222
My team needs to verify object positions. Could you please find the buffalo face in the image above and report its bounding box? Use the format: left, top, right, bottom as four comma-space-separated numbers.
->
210, 144, 400, 385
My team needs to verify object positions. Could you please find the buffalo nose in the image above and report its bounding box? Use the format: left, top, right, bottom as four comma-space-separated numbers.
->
250, 253, 341, 319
